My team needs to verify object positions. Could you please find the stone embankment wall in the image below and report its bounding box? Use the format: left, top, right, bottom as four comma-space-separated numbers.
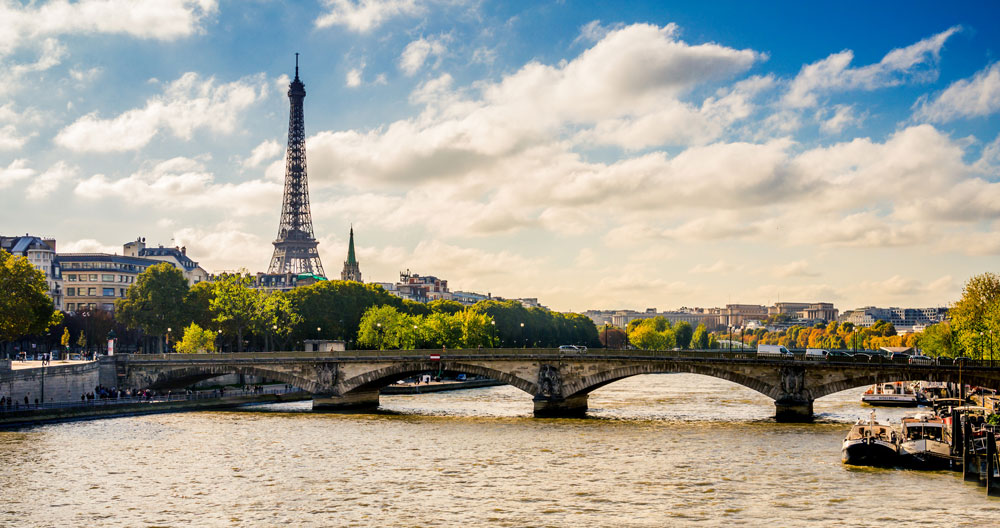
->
0, 362, 100, 404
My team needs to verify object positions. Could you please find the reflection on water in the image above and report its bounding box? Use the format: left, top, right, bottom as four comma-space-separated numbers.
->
2, 374, 995, 527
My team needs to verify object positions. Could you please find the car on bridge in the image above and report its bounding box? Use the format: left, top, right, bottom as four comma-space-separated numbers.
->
805, 348, 830, 360
757, 345, 792, 359
826, 351, 852, 360
908, 354, 933, 365
559, 345, 586, 353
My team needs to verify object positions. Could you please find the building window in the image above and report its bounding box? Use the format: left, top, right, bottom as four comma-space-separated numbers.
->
101, 303, 114, 311
67, 287, 76, 296
102, 288, 114, 296
90, 274, 97, 281
119, 288, 125, 297
88, 287, 96, 296
102, 274, 114, 282
67, 274, 76, 281
66, 303, 75, 311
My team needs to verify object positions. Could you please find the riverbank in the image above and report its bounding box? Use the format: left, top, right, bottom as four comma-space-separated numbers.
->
381, 378, 505, 394
0, 389, 311, 429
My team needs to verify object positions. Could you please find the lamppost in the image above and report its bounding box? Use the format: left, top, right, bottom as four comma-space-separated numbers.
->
166, 327, 171, 354
491, 320, 496, 348
217, 329, 223, 353
272, 324, 278, 351
412, 324, 418, 350
520, 322, 525, 349
377, 322, 383, 350
604, 323, 609, 349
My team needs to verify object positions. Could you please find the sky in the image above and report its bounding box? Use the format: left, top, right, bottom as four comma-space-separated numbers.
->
1, 1, 1000, 313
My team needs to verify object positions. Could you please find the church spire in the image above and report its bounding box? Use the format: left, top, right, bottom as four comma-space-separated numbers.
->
341, 225, 362, 282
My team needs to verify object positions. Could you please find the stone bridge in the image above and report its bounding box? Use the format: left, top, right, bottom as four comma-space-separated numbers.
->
112, 349, 1000, 421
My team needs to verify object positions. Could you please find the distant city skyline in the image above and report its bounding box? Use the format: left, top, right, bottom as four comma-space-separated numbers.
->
1, 1, 998, 312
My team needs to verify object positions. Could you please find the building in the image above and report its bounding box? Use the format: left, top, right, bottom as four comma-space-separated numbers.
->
1, 235, 62, 310
840, 306, 948, 332
340, 227, 362, 282
603, 308, 713, 329
768, 302, 838, 322
57, 254, 158, 312
720, 304, 768, 328
123, 238, 208, 285
380, 270, 452, 303
249, 271, 326, 292
453, 290, 495, 306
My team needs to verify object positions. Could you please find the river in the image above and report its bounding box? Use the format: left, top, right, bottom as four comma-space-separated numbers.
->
2, 374, 997, 527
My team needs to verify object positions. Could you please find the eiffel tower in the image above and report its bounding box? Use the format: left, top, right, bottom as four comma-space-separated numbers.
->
268, 54, 325, 277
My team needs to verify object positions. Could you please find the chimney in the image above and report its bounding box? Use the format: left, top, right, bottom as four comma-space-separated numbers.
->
43, 238, 56, 253
181, 246, 187, 256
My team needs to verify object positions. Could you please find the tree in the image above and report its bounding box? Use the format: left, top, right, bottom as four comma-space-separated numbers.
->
428, 299, 464, 315
423, 312, 462, 348
459, 310, 493, 348
254, 291, 301, 351
176, 323, 217, 354
210, 272, 261, 353
674, 321, 693, 349
60, 327, 70, 348
0, 249, 62, 352
185, 281, 216, 329
76, 331, 87, 349
919, 322, 957, 358
285, 280, 410, 346
951, 273, 1000, 358
115, 263, 189, 353
691, 324, 709, 349
357, 305, 408, 349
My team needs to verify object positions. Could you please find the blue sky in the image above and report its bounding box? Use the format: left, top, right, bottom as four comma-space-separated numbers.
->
2, 0, 999, 312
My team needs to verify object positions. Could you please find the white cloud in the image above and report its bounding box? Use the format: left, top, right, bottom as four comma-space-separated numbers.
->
55, 72, 268, 152
0, 0, 218, 58
772, 260, 819, 278
399, 36, 447, 76
818, 104, 862, 134
783, 26, 959, 108
60, 239, 119, 254
913, 62, 1000, 122
0, 159, 34, 189
26, 161, 77, 200
690, 260, 736, 274
73, 157, 280, 216
243, 140, 283, 169
0, 124, 31, 150
0, 38, 67, 96
315, 0, 423, 32
346, 67, 363, 87
172, 225, 271, 273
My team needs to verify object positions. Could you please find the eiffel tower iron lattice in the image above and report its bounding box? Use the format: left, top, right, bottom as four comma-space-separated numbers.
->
268, 54, 325, 277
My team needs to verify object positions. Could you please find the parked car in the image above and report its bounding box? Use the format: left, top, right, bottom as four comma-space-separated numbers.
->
908, 354, 933, 365
558, 345, 583, 353
889, 352, 909, 362
936, 357, 953, 366
826, 350, 852, 360
805, 348, 829, 360
757, 345, 793, 359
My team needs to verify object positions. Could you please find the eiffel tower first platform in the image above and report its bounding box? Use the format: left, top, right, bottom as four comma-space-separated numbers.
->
268, 54, 326, 277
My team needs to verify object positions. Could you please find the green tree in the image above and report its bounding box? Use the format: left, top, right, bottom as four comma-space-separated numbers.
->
428, 299, 465, 315
76, 331, 87, 349
60, 327, 71, 348
185, 281, 216, 329
951, 273, 1000, 358
357, 305, 408, 349
176, 323, 217, 354
254, 291, 301, 351
423, 312, 463, 348
210, 273, 260, 353
285, 280, 410, 346
674, 321, 693, 349
0, 249, 62, 352
691, 323, 709, 349
919, 322, 957, 358
115, 262, 189, 353
459, 310, 493, 348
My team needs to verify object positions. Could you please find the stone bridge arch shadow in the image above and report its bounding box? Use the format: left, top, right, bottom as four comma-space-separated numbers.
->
562, 363, 779, 402
316, 361, 538, 412
811, 370, 999, 402
129, 365, 324, 393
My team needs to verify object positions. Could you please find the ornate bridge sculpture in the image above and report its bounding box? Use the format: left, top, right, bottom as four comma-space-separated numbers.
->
111, 349, 1000, 422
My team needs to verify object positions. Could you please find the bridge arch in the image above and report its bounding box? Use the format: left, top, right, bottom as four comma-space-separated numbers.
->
132, 365, 320, 393
340, 361, 536, 396
562, 362, 780, 400
811, 369, 1000, 400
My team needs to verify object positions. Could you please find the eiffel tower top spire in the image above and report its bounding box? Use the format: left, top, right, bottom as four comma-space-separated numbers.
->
267, 54, 325, 277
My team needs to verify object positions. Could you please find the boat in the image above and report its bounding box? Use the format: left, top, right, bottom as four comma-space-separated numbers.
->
862, 382, 922, 407
898, 412, 954, 469
842, 411, 900, 467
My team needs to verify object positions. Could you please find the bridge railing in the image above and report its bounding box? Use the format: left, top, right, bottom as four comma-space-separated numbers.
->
116, 349, 999, 368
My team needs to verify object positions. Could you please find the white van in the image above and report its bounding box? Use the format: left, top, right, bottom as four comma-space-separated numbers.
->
805, 348, 829, 360
757, 345, 792, 359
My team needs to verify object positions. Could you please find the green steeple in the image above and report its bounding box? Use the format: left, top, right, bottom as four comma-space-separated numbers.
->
346, 226, 357, 266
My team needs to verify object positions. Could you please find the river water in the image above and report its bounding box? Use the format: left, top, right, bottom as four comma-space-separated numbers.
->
2, 374, 997, 527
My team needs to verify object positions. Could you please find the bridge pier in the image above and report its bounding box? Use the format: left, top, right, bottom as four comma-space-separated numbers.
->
312, 390, 380, 412
774, 397, 814, 423
533, 394, 588, 418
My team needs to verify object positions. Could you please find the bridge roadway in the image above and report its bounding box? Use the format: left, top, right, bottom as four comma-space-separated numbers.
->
112, 349, 1000, 422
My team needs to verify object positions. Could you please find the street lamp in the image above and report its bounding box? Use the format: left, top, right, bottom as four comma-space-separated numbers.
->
166, 327, 171, 354
376, 322, 383, 350
520, 322, 525, 349
217, 329, 223, 353
604, 323, 609, 349
272, 324, 278, 352
491, 320, 496, 348
412, 324, 418, 350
